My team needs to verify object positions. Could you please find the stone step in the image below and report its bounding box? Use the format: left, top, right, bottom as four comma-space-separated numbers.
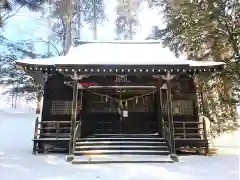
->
71, 155, 174, 164
91, 133, 160, 137
74, 149, 170, 156
74, 145, 169, 151
77, 137, 164, 142
76, 141, 167, 145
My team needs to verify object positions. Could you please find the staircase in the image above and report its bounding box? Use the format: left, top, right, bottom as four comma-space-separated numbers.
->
72, 134, 174, 164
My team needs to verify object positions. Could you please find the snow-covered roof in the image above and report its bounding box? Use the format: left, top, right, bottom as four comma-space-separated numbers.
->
16, 57, 60, 65
188, 60, 225, 67
15, 42, 225, 68
73, 39, 163, 45
64, 43, 189, 65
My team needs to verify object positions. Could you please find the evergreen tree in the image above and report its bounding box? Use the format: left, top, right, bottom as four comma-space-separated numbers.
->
0, 36, 50, 104
0, 0, 11, 26
48, 0, 105, 53
0, 0, 47, 26
149, 0, 240, 134
115, 0, 141, 39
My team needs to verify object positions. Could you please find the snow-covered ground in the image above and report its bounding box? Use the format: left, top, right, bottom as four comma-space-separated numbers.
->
0, 85, 35, 114
0, 111, 239, 180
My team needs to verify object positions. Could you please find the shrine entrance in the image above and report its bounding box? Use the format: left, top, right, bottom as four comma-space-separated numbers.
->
83, 87, 157, 136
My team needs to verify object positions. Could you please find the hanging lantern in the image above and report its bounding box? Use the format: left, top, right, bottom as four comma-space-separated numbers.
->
105, 96, 108, 102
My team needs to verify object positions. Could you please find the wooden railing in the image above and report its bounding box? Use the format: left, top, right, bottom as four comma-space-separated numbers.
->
33, 117, 39, 139
164, 121, 208, 140
32, 119, 75, 154
163, 121, 171, 152
72, 120, 82, 152
33, 120, 78, 138
33, 117, 39, 154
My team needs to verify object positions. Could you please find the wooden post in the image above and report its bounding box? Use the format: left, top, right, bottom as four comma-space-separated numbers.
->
36, 90, 42, 115
67, 80, 78, 161
166, 79, 175, 153
156, 87, 163, 137
202, 117, 209, 155
56, 121, 60, 139
164, 71, 178, 162
78, 90, 83, 138
160, 89, 166, 136
192, 76, 200, 125
33, 117, 39, 155
183, 122, 186, 139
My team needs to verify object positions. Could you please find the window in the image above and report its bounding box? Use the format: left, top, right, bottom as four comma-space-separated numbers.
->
51, 100, 82, 115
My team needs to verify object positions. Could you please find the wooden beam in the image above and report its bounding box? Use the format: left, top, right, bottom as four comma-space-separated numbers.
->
164, 72, 177, 157
86, 86, 156, 89
67, 80, 78, 161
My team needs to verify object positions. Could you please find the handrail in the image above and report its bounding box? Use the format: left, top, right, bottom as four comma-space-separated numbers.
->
164, 121, 208, 140
72, 90, 83, 152
37, 121, 79, 124
183, 123, 186, 139
56, 121, 60, 138
73, 120, 81, 152
162, 118, 172, 152
32, 117, 39, 155
34, 117, 39, 139
35, 120, 80, 139
164, 121, 202, 124
202, 118, 207, 140
161, 116, 165, 137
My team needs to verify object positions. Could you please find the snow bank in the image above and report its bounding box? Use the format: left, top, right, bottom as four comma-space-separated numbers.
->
0, 114, 239, 180
0, 84, 36, 114
212, 130, 240, 155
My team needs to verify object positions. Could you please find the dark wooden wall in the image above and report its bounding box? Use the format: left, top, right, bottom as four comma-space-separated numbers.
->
41, 73, 198, 136
161, 75, 199, 137
83, 91, 156, 135
41, 73, 82, 122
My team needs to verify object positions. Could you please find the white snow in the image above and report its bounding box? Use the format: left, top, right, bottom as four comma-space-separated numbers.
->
0, 111, 239, 180
72, 154, 172, 163
0, 85, 36, 112
16, 42, 224, 67
187, 60, 225, 67
16, 56, 61, 66
65, 43, 189, 65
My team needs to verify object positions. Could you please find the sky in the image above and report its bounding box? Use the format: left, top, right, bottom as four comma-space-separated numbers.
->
2, 0, 162, 55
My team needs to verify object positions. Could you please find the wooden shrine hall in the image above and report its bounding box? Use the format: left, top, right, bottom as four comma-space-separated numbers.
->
16, 41, 224, 163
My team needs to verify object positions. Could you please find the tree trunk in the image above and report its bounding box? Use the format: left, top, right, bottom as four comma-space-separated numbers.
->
93, 0, 97, 40
11, 91, 14, 108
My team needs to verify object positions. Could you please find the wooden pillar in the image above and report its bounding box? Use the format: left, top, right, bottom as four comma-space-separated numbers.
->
67, 79, 78, 161
194, 75, 205, 116
37, 72, 48, 120
36, 91, 43, 118
192, 75, 202, 130
156, 87, 163, 137
163, 71, 178, 162
166, 79, 176, 154
78, 90, 83, 138
159, 88, 165, 136
153, 75, 164, 137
